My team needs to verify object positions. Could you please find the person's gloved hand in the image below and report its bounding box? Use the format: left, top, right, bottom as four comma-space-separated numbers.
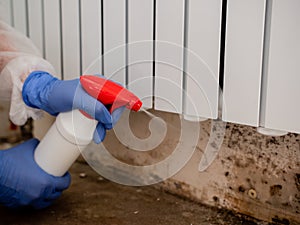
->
0, 139, 71, 209
22, 71, 125, 143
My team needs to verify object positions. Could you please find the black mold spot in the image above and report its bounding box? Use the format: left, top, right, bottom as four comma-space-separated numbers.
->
270, 185, 282, 197
262, 168, 268, 175
295, 174, 300, 192
271, 216, 290, 225
238, 186, 245, 193
261, 179, 268, 185
213, 196, 219, 202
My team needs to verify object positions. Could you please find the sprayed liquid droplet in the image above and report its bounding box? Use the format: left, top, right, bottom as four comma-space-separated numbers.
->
139, 108, 157, 119
140, 108, 181, 132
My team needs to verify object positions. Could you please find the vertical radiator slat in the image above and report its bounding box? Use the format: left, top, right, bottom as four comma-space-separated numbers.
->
44, 0, 62, 78
61, 0, 81, 79
222, 0, 266, 126
184, 0, 222, 119
0, 0, 13, 25
103, 0, 126, 85
154, 0, 184, 113
80, 0, 102, 74
27, 0, 44, 55
127, 0, 153, 108
260, 0, 300, 134
12, 0, 28, 35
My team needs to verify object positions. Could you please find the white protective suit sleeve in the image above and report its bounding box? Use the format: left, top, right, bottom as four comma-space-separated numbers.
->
0, 21, 56, 125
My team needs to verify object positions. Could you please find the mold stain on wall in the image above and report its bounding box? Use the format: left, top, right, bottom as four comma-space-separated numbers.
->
88, 111, 300, 224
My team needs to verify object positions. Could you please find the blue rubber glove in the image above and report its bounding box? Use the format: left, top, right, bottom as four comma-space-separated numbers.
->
0, 139, 71, 209
22, 71, 125, 143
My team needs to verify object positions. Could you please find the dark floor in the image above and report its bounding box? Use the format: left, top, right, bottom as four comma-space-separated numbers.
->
0, 162, 261, 225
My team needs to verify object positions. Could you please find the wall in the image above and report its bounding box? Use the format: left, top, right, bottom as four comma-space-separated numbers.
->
82, 110, 300, 224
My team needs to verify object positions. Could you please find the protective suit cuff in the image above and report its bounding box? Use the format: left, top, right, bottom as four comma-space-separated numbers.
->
0, 55, 57, 125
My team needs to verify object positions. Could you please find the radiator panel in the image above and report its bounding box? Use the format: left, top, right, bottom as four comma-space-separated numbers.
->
154, 0, 185, 113
12, 0, 27, 35
0, 0, 13, 26
222, 0, 266, 126
102, 0, 126, 85
80, 0, 102, 75
61, 0, 81, 80
127, 0, 153, 109
184, 0, 222, 119
43, 0, 62, 78
27, 0, 44, 55
261, 0, 300, 134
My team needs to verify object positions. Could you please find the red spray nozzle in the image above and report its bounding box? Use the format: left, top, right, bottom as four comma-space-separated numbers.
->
80, 75, 142, 113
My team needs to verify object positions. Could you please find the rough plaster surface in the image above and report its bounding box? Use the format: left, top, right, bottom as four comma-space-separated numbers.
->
84, 110, 300, 224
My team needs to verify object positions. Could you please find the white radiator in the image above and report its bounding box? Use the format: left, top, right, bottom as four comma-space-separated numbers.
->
1, 0, 299, 134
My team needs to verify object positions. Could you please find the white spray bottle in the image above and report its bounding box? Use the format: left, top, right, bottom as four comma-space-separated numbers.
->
34, 75, 142, 177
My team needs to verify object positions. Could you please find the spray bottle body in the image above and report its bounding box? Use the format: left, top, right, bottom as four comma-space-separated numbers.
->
34, 110, 97, 177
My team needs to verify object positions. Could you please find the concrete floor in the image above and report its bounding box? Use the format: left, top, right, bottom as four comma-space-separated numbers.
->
0, 161, 261, 225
